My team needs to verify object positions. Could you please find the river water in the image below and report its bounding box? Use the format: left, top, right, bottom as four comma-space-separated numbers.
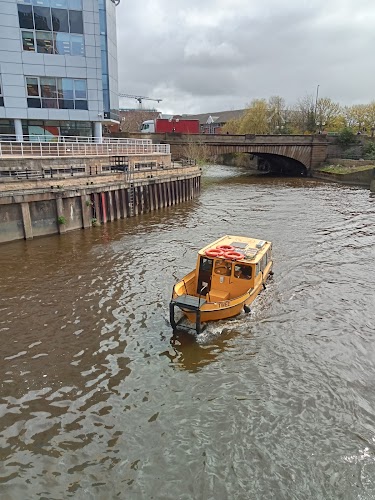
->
0, 165, 374, 500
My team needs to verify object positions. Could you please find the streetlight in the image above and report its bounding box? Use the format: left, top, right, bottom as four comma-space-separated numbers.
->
314, 84, 320, 123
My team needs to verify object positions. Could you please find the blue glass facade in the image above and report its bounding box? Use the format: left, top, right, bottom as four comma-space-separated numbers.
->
0, 0, 119, 139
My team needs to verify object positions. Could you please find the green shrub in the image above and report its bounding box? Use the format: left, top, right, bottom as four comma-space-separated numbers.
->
363, 141, 375, 160
57, 215, 66, 225
336, 128, 356, 147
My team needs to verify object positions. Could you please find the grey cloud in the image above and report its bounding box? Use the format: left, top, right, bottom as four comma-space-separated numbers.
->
116, 0, 375, 113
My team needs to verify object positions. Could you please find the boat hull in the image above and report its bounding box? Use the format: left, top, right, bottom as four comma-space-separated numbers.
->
171, 264, 272, 328
180, 282, 264, 323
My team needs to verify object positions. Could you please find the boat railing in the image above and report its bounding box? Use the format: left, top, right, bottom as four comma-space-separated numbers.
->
198, 284, 208, 306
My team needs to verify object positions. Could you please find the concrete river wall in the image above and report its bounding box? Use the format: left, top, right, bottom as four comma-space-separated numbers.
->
0, 165, 201, 244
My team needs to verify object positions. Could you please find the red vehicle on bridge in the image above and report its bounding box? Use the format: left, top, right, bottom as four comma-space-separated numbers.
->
141, 117, 200, 134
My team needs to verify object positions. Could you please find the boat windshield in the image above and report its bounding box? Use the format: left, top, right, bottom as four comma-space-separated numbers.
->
234, 264, 252, 280
214, 259, 232, 276
200, 257, 213, 272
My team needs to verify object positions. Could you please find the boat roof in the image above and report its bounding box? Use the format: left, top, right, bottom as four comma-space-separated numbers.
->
198, 235, 272, 263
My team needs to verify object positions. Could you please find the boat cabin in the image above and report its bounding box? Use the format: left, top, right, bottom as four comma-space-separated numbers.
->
196, 235, 272, 302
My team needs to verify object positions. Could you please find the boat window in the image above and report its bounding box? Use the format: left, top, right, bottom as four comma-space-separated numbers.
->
260, 255, 267, 271
214, 259, 231, 276
200, 257, 213, 272
234, 264, 252, 280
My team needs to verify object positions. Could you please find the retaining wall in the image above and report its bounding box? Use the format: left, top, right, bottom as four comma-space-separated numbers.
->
0, 168, 201, 244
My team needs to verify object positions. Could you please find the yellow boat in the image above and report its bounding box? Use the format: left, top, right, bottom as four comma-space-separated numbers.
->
170, 235, 273, 334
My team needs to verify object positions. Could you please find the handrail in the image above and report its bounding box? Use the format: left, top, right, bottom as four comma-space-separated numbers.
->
198, 284, 207, 307
0, 140, 170, 157
0, 134, 153, 145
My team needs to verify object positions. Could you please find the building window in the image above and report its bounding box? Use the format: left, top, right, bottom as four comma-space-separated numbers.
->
26, 76, 87, 110
21, 119, 91, 139
33, 6, 52, 30
18, 2, 85, 56
22, 30, 35, 51
0, 120, 15, 135
68, 10, 83, 34
36, 31, 54, 53
51, 8, 69, 32
18, 4, 34, 29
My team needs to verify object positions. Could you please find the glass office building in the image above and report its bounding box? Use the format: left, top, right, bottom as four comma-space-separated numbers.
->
0, 0, 119, 140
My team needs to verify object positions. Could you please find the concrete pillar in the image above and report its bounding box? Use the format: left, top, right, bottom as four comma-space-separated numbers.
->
167, 182, 173, 207
158, 183, 164, 208
20, 202, 33, 239
93, 193, 101, 223
107, 191, 115, 221
101, 192, 107, 223
120, 188, 127, 217
80, 195, 91, 228
172, 181, 176, 205
56, 198, 66, 234
134, 187, 139, 215
141, 186, 145, 213
14, 119, 23, 142
149, 185, 154, 211
154, 184, 158, 209
114, 190, 121, 219
163, 182, 167, 207
155, 183, 160, 209
94, 122, 103, 143
169, 181, 173, 205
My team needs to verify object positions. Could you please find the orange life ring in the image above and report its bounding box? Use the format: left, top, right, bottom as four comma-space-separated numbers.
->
216, 244, 235, 252
224, 250, 244, 261
205, 248, 225, 258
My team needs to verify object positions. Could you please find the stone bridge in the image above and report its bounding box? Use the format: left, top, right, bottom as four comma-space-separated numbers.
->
132, 133, 330, 175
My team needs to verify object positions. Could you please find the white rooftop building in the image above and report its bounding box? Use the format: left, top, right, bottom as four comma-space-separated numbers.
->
0, 0, 119, 140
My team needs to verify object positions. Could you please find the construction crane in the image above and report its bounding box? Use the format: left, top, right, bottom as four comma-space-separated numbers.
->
118, 93, 163, 109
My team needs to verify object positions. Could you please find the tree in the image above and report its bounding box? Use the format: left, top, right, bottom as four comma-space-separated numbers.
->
343, 104, 367, 132
237, 99, 269, 134
291, 94, 316, 133
120, 110, 159, 133
267, 95, 286, 133
315, 97, 342, 131
364, 102, 375, 135
222, 117, 241, 134
336, 128, 356, 147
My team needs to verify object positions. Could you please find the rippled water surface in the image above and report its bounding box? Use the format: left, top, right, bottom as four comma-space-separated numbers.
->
1, 165, 375, 499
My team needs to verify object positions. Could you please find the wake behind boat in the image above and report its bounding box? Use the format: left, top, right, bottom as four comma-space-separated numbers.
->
170, 235, 273, 334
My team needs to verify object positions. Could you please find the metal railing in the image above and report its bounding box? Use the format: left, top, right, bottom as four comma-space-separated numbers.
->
0, 139, 170, 157
0, 134, 153, 145
0, 160, 188, 183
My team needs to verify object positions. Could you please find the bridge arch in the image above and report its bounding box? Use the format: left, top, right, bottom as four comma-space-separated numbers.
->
245, 152, 308, 176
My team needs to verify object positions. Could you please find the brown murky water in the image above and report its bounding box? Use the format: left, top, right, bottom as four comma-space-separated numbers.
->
0, 165, 374, 500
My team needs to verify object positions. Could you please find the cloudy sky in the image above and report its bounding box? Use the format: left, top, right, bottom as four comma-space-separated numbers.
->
116, 0, 375, 115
